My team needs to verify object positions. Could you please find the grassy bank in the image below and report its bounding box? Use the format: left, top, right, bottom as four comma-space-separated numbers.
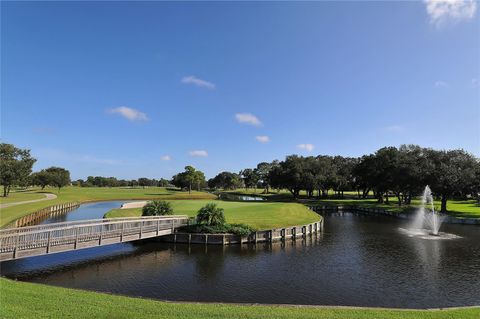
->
0, 191, 45, 204
0, 187, 215, 228
224, 190, 480, 219
306, 198, 480, 219
1, 278, 478, 319
105, 200, 319, 229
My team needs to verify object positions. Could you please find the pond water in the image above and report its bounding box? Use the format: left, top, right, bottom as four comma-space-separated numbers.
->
2, 212, 479, 309
218, 193, 266, 201
40, 201, 132, 224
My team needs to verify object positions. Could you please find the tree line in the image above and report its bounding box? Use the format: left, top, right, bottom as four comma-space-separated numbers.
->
73, 176, 171, 188
0, 143, 72, 194
2, 142, 479, 212
206, 145, 479, 212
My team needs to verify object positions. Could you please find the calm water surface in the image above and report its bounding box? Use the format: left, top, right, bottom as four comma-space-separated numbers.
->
40, 201, 130, 224
2, 212, 480, 308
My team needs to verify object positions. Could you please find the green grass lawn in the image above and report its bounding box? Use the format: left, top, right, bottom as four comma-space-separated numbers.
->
226, 189, 480, 219
306, 198, 480, 218
1, 278, 478, 319
0, 190, 46, 204
105, 200, 319, 229
0, 187, 216, 228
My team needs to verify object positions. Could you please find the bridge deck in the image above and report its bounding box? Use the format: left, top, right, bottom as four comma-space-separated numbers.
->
0, 215, 189, 261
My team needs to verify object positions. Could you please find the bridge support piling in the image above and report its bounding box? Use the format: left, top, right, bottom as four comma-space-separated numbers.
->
46, 231, 51, 253
74, 228, 79, 249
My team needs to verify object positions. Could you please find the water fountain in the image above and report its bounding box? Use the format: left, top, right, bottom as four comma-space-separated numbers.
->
399, 186, 459, 240
411, 186, 443, 235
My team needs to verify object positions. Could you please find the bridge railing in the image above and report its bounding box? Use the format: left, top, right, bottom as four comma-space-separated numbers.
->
0, 215, 189, 236
0, 216, 189, 255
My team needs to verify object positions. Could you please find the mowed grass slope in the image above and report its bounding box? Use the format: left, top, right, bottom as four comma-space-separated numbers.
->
0, 187, 215, 228
1, 278, 479, 319
105, 200, 320, 229
308, 198, 480, 218
0, 191, 46, 204
227, 189, 480, 218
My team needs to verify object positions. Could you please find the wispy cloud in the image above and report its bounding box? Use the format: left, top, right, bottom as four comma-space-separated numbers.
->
425, 0, 477, 27
35, 148, 121, 165
255, 135, 270, 143
384, 125, 405, 133
235, 113, 262, 126
181, 75, 216, 90
107, 106, 148, 122
471, 78, 479, 88
160, 155, 171, 161
434, 80, 449, 88
189, 150, 208, 157
297, 143, 314, 152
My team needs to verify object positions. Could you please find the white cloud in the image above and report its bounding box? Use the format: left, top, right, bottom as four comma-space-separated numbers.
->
384, 125, 405, 133
471, 78, 479, 88
160, 155, 171, 161
425, 0, 477, 26
189, 150, 208, 157
107, 106, 148, 121
434, 80, 449, 88
297, 143, 315, 152
181, 75, 216, 90
255, 135, 270, 143
235, 113, 262, 126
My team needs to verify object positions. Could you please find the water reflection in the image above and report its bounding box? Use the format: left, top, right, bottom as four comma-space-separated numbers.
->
41, 201, 128, 224
2, 213, 479, 309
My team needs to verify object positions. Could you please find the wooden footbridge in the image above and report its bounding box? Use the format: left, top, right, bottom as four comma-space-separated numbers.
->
0, 216, 189, 261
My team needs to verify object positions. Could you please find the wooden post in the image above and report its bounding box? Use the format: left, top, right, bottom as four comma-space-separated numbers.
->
46, 231, 52, 253
157, 219, 160, 235
188, 234, 191, 244
99, 227, 103, 245
13, 234, 19, 259
74, 227, 79, 249
139, 221, 143, 239
120, 223, 124, 242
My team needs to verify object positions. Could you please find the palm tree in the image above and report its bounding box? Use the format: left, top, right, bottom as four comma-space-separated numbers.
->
142, 200, 173, 216
196, 203, 225, 226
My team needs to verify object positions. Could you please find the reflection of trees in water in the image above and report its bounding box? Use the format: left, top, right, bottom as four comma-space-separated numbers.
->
192, 245, 226, 279
7, 241, 172, 281
169, 234, 325, 280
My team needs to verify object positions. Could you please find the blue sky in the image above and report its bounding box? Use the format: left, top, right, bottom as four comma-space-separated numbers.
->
2, 1, 479, 179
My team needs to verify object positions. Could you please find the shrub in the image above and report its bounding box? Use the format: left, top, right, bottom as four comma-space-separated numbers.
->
196, 203, 225, 226
179, 223, 255, 236
226, 223, 256, 237
142, 200, 173, 216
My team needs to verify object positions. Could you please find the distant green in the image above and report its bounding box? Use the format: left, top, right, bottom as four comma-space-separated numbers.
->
225, 189, 480, 219
106, 200, 319, 229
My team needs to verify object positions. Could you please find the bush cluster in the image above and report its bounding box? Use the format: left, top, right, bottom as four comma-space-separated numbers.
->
142, 200, 173, 216
180, 223, 255, 237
